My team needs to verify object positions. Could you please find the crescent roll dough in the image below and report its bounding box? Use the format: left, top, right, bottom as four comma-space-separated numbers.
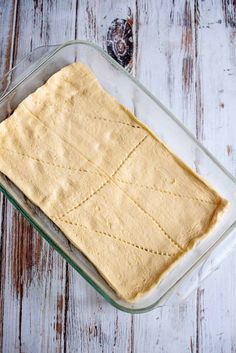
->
0, 62, 228, 301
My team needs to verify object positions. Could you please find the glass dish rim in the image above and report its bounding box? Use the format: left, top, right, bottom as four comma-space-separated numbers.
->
0, 39, 236, 314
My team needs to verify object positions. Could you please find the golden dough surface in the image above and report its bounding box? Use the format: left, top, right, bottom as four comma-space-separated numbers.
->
0, 62, 228, 301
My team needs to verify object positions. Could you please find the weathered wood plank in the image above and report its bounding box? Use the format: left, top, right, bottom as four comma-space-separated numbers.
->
0, 1, 21, 352
65, 272, 134, 353
0, 0, 17, 77
134, 1, 236, 352
132, 1, 197, 352
0, 192, 6, 352
190, 1, 236, 352
0, 1, 77, 352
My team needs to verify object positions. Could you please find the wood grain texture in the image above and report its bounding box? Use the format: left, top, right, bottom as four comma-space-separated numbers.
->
133, 2, 198, 351
0, 1, 76, 352
0, 1, 236, 352
0, 0, 17, 76
0, 2, 20, 352
189, 1, 236, 352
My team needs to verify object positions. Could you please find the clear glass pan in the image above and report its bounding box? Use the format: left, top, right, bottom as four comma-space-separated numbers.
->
0, 40, 236, 313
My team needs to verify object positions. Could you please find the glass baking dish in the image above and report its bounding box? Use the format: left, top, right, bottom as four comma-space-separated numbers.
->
0, 40, 236, 313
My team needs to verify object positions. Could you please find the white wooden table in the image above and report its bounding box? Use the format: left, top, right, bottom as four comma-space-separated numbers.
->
0, 1, 236, 352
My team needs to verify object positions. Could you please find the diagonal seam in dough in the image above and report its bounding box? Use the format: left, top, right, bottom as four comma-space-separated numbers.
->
0, 147, 103, 176
0, 148, 216, 205
21, 103, 109, 178
86, 115, 141, 129
54, 135, 148, 219
109, 180, 185, 251
54, 218, 178, 257
0, 148, 187, 251
19, 104, 184, 251
114, 178, 217, 205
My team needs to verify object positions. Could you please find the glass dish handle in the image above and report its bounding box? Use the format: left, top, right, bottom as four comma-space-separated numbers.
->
0, 45, 57, 99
